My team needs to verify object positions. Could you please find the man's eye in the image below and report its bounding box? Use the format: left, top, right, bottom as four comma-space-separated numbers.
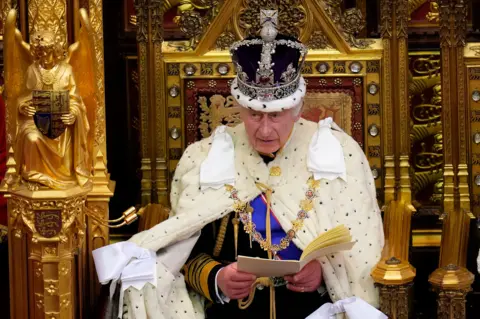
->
269, 113, 280, 119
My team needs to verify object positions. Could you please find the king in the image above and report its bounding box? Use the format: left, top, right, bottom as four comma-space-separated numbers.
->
93, 9, 385, 319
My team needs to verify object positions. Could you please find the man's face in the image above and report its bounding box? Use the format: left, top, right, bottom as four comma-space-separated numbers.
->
240, 106, 301, 154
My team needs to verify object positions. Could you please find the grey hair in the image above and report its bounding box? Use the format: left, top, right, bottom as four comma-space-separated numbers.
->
291, 100, 304, 117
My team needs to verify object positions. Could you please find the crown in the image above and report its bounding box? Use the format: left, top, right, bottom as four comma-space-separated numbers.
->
230, 10, 308, 103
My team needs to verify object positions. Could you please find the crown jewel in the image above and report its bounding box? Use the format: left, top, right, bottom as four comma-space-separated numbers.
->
230, 10, 308, 102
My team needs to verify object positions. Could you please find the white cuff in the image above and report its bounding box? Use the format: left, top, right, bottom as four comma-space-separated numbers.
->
92, 241, 156, 289
214, 267, 230, 304
305, 297, 387, 319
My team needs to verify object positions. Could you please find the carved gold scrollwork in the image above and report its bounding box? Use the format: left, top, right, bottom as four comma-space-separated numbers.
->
343, 8, 372, 47
134, 0, 148, 43
415, 144, 443, 171
409, 55, 443, 204
302, 62, 313, 74
453, 0, 467, 47
439, 0, 452, 48
411, 122, 442, 144
395, 0, 409, 38
470, 46, 480, 57
90, 0, 108, 147
0, 0, 14, 34
28, 0, 68, 48
323, 0, 342, 24
381, 0, 393, 38
377, 284, 412, 319
306, 30, 331, 50
134, 0, 149, 161
436, 289, 471, 319
216, 31, 237, 50
411, 57, 441, 80
412, 103, 441, 123
9, 195, 86, 243
177, 11, 204, 39
151, 0, 164, 43
174, 0, 221, 47
168, 63, 180, 75
323, 0, 373, 48
198, 94, 241, 137
409, 53, 444, 204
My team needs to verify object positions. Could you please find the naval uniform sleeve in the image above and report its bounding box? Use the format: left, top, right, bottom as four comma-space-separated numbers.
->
182, 219, 224, 303
170, 138, 228, 302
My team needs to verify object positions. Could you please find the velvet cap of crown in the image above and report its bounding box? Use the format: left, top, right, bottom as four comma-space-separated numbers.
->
229, 10, 308, 112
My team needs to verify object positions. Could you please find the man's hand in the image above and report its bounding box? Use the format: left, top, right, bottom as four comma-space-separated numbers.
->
217, 262, 256, 300
284, 260, 322, 293
61, 112, 76, 125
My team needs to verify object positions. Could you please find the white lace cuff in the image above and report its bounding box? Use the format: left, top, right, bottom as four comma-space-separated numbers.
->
214, 267, 230, 304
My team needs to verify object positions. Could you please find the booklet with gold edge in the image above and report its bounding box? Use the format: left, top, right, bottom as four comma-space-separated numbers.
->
237, 225, 355, 277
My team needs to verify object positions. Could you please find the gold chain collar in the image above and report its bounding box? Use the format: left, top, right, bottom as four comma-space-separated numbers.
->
225, 177, 320, 257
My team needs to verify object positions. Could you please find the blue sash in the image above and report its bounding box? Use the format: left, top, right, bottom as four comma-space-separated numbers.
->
250, 194, 302, 260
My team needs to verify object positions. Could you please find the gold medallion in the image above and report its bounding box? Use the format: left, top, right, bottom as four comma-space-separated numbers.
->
269, 166, 281, 176
41, 71, 55, 85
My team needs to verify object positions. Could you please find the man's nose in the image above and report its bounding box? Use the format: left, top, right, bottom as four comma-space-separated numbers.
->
259, 116, 272, 136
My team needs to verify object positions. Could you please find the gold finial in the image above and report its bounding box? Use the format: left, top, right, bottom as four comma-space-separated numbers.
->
93, 149, 108, 178
1, 147, 19, 190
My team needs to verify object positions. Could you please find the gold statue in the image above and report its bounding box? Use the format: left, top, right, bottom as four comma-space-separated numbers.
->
4, 8, 97, 190
426, 1, 440, 23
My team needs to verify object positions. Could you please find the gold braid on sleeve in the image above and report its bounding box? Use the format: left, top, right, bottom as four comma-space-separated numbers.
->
213, 213, 231, 257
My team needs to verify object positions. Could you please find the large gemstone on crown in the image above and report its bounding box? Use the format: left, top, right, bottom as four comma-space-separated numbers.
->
260, 75, 271, 84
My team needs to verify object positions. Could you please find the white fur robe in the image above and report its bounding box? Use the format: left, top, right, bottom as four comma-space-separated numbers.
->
107, 118, 384, 319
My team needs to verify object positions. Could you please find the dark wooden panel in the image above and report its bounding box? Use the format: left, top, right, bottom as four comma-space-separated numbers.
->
104, 0, 140, 235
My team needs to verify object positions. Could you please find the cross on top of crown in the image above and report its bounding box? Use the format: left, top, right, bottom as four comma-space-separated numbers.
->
260, 10, 278, 27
